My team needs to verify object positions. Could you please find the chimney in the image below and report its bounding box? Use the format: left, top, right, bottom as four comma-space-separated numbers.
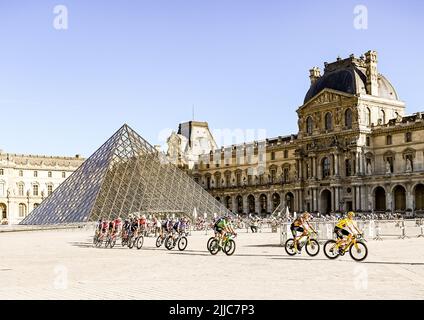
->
365, 50, 378, 96
309, 67, 321, 84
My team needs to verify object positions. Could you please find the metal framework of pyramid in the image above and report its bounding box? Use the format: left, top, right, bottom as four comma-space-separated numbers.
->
20, 124, 231, 225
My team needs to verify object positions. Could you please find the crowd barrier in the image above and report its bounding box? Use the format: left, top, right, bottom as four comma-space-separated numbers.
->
279, 219, 424, 245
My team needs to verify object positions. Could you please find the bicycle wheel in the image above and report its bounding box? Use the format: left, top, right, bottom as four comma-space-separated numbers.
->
224, 240, 236, 256
207, 237, 215, 251
110, 238, 116, 249
178, 237, 188, 251
93, 235, 98, 246
165, 237, 174, 250
323, 240, 340, 260
349, 241, 368, 262
105, 237, 111, 248
209, 239, 220, 255
121, 238, 127, 247
128, 237, 135, 249
136, 236, 144, 250
284, 239, 297, 256
305, 239, 320, 257
156, 236, 163, 248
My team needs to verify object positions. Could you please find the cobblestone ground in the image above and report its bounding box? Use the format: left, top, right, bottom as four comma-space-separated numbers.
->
0, 229, 423, 300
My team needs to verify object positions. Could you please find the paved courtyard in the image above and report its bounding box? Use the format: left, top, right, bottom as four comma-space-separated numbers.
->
0, 228, 424, 300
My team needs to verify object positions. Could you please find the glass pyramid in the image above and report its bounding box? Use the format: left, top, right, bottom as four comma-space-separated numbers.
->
20, 124, 230, 225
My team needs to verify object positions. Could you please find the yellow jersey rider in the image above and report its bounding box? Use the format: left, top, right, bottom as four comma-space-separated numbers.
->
290, 212, 316, 252
334, 211, 362, 247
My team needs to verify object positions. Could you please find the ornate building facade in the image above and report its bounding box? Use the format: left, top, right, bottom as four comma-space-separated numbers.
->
0, 152, 84, 225
169, 51, 424, 216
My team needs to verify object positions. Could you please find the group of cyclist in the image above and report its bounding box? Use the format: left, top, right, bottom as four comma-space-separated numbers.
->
290, 210, 362, 254
95, 215, 191, 246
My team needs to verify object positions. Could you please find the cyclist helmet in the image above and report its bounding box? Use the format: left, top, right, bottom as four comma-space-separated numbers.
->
347, 211, 355, 219
302, 212, 311, 220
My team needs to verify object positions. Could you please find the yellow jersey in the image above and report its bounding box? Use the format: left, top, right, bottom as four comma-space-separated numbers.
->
336, 218, 353, 229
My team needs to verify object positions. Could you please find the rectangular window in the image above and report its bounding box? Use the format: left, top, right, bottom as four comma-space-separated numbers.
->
0, 169, 3, 175
406, 132, 412, 143
62, 172, 66, 178
34, 171, 38, 178
48, 171, 52, 178
284, 150, 289, 159
366, 137, 370, 147
48, 185, 53, 196
271, 152, 276, 161
386, 135, 392, 145
19, 170, 23, 177
33, 185, 39, 196
18, 184, 24, 196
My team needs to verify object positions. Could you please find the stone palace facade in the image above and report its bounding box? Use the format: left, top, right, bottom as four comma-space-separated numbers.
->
0, 152, 84, 225
168, 51, 424, 216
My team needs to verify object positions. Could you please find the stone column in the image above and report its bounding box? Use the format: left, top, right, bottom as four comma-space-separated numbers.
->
243, 195, 249, 214
334, 154, 339, 176
331, 188, 335, 213
406, 185, 413, 211
313, 157, 317, 178
386, 189, 393, 213
361, 186, 367, 211
334, 187, 340, 211
255, 194, 260, 214
356, 186, 361, 210
267, 193, 273, 214
355, 153, 360, 175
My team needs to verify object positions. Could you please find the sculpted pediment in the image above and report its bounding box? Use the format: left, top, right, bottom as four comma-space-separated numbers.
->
299, 89, 353, 111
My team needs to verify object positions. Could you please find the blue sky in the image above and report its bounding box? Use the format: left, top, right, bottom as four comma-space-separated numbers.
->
0, 0, 423, 157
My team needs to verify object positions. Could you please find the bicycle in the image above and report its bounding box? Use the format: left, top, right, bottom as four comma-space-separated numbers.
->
324, 233, 368, 262
156, 231, 172, 248
165, 231, 188, 251
285, 229, 320, 257
105, 232, 118, 249
208, 232, 237, 256
93, 230, 107, 248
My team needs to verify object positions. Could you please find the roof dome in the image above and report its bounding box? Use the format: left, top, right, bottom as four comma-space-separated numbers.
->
304, 68, 367, 104
303, 52, 399, 104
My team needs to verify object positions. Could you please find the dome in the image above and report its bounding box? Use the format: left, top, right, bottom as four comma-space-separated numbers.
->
378, 74, 399, 100
303, 52, 399, 104
304, 67, 367, 104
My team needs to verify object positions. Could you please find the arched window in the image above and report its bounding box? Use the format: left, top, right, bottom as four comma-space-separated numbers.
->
322, 157, 331, 178
325, 112, 333, 131
19, 203, 27, 217
306, 116, 313, 135
345, 109, 352, 129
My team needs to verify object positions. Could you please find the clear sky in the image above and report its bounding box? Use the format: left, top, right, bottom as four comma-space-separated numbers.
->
1, 0, 423, 157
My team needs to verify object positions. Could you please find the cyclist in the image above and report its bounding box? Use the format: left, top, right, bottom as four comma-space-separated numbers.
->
334, 211, 362, 249
173, 217, 187, 235
290, 212, 316, 253
160, 217, 174, 238
214, 215, 237, 248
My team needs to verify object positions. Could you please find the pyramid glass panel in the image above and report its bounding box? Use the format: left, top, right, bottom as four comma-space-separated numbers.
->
20, 125, 231, 225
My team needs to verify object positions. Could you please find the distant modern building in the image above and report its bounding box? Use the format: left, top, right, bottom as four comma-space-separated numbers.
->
0, 152, 84, 225
169, 51, 424, 217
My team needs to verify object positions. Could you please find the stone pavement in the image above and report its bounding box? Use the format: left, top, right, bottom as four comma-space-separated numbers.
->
0, 229, 423, 300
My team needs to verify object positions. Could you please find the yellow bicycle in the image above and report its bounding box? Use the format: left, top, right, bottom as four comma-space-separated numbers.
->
285, 229, 320, 257
324, 233, 368, 262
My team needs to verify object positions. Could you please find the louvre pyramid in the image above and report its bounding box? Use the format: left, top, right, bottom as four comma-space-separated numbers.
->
20, 124, 230, 225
